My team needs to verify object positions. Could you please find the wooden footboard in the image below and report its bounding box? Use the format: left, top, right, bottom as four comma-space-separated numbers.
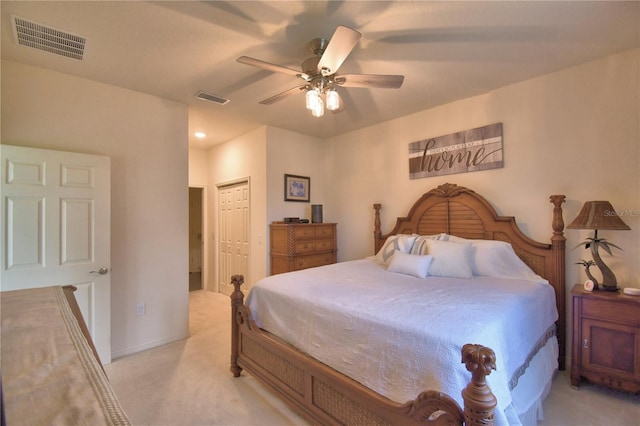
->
230, 275, 497, 426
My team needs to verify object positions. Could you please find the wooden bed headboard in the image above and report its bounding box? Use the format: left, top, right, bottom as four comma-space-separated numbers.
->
373, 182, 567, 369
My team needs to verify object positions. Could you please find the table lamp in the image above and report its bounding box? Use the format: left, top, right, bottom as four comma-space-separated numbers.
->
567, 200, 630, 291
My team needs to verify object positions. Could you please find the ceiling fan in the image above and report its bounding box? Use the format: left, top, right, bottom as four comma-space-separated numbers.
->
237, 25, 404, 117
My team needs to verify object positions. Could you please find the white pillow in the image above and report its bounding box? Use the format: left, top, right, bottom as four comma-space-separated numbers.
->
442, 234, 541, 280
375, 234, 418, 266
471, 240, 542, 280
387, 252, 433, 279
445, 234, 468, 243
410, 233, 447, 254
424, 239, 473, 278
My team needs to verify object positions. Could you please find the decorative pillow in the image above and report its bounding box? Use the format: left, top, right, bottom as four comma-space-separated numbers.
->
375, 234, 418, 266
410, 233, 447, 254
424, 239, 473, 278
387, 252, 433, 279
470, 240, 541, 280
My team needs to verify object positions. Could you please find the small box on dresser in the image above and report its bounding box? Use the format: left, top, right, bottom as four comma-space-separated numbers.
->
270, 222, 337, 275
571, 284, 640, 393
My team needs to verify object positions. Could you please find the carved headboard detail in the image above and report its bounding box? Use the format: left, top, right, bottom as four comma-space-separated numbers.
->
373, 182, 567, 369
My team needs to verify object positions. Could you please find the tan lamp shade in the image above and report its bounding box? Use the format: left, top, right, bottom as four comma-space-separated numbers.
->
567, 201, 631, 230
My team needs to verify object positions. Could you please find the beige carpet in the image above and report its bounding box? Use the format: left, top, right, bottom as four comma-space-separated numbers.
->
104, 290, 305, 425
105, 290, 640, 426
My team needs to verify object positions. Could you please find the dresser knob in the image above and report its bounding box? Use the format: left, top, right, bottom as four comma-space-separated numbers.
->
583, 339, 589, 349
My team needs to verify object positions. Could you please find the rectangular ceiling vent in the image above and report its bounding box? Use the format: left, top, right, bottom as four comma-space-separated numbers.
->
195, 91, 230, 106
10, 15, 86, 61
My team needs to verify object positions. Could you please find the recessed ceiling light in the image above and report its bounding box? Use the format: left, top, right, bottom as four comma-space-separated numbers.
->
194, 132, 206, 139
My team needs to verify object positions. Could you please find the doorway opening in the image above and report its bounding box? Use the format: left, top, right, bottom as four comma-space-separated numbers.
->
189, 187, 204, 291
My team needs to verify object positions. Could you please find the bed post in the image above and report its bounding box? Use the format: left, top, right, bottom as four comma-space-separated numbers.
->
461, 344, 497, 426
550, 195, 566, 370
230, 274, 244, 377
373, 203, 382, 253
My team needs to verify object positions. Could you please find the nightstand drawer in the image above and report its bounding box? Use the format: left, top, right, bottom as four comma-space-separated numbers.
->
583, 298, 639, 326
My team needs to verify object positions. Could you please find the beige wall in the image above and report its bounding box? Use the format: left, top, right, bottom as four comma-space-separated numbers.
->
189, 147, 209, 187
326, 49, 640, 293
265, 127, 326, 225
1, 60, 190, 359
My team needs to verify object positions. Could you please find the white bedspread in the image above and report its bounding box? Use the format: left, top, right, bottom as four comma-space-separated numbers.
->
246, 259, 558, 426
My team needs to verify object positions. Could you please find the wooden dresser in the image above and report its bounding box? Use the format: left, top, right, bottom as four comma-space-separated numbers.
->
270, 222, 337, 275
570, 284, 640, 393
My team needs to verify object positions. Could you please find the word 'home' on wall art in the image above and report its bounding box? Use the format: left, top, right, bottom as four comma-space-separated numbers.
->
409, 123, 503, 179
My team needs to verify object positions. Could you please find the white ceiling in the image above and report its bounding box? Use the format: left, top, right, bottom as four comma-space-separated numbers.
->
2, 1, 638, 149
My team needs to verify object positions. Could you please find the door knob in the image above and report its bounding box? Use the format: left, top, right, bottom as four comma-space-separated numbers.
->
90, 267, 109, 275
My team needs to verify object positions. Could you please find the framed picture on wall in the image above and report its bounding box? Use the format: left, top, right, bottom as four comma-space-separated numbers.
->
284, 174, 310, 202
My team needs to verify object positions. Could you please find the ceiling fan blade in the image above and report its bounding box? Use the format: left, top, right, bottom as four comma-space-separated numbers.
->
336, 74, 404, 89
237, 56, 308, 79
259, 85, 306, 105
317, 26, 361, 75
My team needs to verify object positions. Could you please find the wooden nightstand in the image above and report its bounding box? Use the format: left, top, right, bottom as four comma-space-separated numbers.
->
571, 284, 640, 393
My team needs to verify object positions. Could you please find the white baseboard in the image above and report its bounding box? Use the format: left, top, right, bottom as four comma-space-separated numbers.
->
109, 331, 190, 362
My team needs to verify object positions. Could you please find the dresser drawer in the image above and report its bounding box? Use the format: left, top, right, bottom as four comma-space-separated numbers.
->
314, 225, 335, 239
294, 226, 315, 239
294, 240, 316, 254
293, 253, 336, 270
315, 239, 335, 251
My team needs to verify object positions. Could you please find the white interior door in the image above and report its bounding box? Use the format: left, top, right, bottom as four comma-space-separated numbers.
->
1, 145, 112, 363
218, 181, 249, 296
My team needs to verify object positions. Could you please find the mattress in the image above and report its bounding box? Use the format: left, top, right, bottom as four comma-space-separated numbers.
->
246, 259, 559, 426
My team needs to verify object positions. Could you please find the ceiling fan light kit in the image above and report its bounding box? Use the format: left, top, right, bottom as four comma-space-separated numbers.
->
237, 25, 404, 118
305, 84, 339, 117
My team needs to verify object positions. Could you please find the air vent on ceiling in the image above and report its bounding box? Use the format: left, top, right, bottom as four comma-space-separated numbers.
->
195, 91, 230, 105
10, 15, 86, 60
